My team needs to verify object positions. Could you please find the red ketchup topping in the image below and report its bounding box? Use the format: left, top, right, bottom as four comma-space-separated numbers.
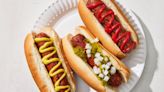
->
87, 1, 136, 53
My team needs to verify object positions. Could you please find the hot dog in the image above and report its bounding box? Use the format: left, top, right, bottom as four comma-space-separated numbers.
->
62, 26, 130, 92
78, 0, 139, 58
24, 27, 76, 92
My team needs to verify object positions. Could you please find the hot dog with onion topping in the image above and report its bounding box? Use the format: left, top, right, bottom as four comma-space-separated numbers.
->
62, 26, 130, 92
78, 0, 139, 58
24, 27, 76, 92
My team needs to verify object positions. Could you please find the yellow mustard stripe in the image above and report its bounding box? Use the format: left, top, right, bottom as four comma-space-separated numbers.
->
34, 37, 70, 92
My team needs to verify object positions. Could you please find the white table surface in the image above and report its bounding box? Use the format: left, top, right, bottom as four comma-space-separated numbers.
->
0, 0, 164, 92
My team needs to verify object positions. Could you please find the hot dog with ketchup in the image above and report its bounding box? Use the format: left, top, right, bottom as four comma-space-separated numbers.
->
78, 0, 139, 58
62, 26, 130, 92
24, 27, 76, 92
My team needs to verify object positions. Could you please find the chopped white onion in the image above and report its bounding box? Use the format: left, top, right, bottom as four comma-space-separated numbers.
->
103, 70, 109, 75
95, 52, 100, 58
85, 43, 90, 48
103, 76, 110, 82
106, 62, 111, 67
98, 56, 103, 61
101, 64, 106, 69
97, 68, 101, 74
94, 59, 101, 66
93, 66, 99, 74
94, 58, 99, 62
110, 66, 116, 75
98, 73, 104, 78
105, 65, 110, 70
87, 54, 91, 58
86, 49, 91, 54
85, 43, 92, 49
104, 57, 108, 62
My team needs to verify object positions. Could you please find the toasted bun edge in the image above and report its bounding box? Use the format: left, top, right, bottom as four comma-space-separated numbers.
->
24, 27, 76, 92
62, 34, 106, 92
78, 0, 139, 58
75, 26, 130, 82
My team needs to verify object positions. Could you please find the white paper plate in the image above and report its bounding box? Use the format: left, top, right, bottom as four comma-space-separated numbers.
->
32, 0, 147, 92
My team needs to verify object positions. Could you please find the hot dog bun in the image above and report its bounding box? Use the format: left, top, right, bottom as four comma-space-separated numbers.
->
62, 26, 130, 92
24, 27, 76, 92
78, 0, 139, 58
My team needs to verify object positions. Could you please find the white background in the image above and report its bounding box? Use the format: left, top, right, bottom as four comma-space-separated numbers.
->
0, 0, 163, 92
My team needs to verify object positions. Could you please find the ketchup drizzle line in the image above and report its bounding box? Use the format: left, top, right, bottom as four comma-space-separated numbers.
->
87, 1, 136, 53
